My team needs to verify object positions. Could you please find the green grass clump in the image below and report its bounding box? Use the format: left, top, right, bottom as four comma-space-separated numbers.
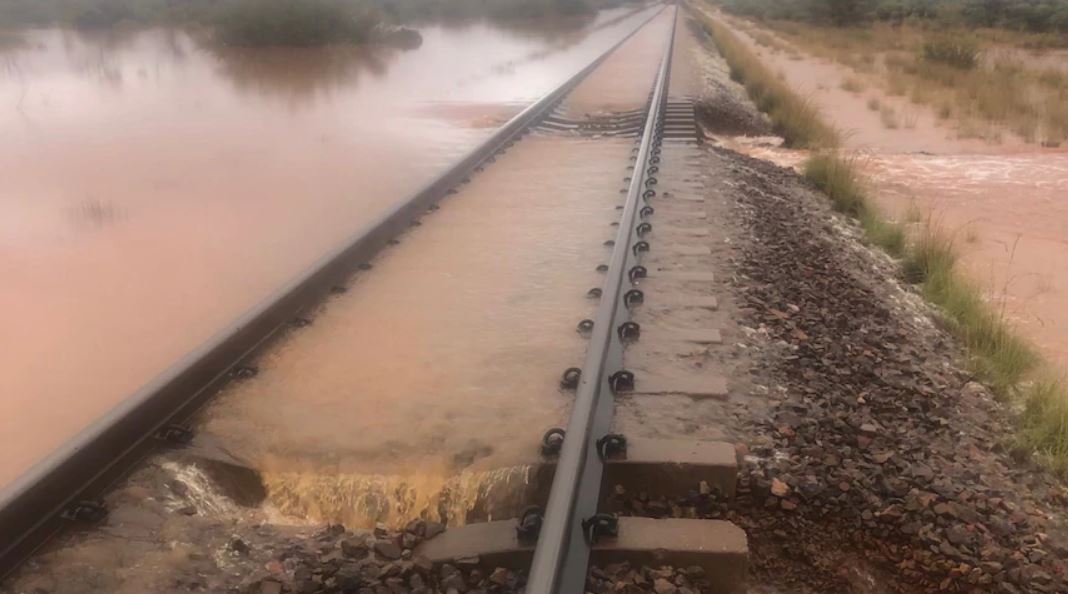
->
860, 210, 906, 257
803, 152, 865, 215
216, 0, 379, 47
901, 225, 957, 283
695, 11, 838, 148
923, 266, 1038, 391
903, 226, 1038, 391
922, 34, 979, 69
1019, 380, 1068, 475
803, 153, 905, 256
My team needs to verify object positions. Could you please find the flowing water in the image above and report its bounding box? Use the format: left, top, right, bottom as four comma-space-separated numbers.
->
0, 5, 663, 487
196, 10, 676, 528
199, 136, 633, 527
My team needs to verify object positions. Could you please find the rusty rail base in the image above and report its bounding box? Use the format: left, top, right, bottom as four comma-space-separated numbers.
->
0, 6, 667, 581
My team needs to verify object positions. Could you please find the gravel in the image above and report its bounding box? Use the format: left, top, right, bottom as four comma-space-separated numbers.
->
611, 145, 1068, 594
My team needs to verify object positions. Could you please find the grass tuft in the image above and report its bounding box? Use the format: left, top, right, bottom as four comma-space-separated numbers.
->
922, 34, 979, 69
905, 225, 1039, 391
1019, 380, 1068, 475
861, 210, 907, 257
901, 224, 957, 283
803, 152, 866, 216
802, 152, 907, 256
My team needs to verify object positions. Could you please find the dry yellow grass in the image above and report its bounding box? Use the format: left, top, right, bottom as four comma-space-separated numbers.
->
766, 20, 1068, 147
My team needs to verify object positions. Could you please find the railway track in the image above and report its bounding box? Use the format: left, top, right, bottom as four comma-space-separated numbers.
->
419, 6, 745, 592
1, 5, 747, 592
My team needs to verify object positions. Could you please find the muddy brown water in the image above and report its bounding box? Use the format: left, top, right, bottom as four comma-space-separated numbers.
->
0, 11, 678, 584
193, 9, 676, 528
704, 9, 1068, 373
202, 135, 633, 528
0, 6, 668, 488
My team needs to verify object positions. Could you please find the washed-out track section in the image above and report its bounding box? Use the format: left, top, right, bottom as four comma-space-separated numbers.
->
0, 5, 749, 592
418, 7, 748, 593
0, 7, 669, 580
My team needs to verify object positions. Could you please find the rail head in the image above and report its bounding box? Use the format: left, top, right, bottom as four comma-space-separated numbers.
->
524, 6, 678, 594
0, 5, 666, 581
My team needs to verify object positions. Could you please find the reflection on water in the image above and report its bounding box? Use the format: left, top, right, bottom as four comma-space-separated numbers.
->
211, 45, 393, 104
0, 5, 660, 487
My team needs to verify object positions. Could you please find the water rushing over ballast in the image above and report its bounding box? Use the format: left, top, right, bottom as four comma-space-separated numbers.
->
0, 6, 662, 487
196, 134, 642, 528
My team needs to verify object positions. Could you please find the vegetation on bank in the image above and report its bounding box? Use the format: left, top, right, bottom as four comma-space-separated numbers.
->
761, 21, 1068, 146
714, 0, 1068, 34
710, 0, 1068, 146
0, 0, 626, 46
690, 3, 1068, 474
698, 15, 838, 147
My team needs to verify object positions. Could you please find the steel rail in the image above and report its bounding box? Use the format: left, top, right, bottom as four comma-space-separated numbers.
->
525, 6, 678, 594
0, 6, 665, 580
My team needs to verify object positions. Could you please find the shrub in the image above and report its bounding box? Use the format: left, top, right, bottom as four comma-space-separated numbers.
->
1019, 380, 1068, 475
216, 0, 380, 47
922, 34, 979, 69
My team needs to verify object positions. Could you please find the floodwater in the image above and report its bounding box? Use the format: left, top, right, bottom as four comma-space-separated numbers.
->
201, 136, 632, 528
866, 152, 1068, 366
0, 12, 674, 587
563, 6, 671, 114
0, 5, 662, 487
194, 11, 675, 528
707, 10, 1068, 372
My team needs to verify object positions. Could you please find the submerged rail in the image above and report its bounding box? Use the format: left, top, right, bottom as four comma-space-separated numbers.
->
526, 7, 678, 593
0, 7, 665, 580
